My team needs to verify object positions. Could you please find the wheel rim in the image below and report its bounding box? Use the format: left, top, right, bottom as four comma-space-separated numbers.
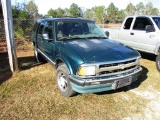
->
58, 72, 68, 92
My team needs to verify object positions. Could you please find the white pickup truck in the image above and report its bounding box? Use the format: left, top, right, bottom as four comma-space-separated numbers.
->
103, 16, 160, 72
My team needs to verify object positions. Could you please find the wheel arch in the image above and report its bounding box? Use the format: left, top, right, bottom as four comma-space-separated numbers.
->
155, 44, 160, 55
55, 57, 74, 75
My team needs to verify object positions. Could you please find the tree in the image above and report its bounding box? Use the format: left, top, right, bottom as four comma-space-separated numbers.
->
136, 2, 145, 15
18, 10, 29, 19
57, 8, 65, 16
68, 3, 82, 17
92, 6, 106, 23
47, 8, 58, 17
12, 3, 22, 18
107, 3, 119, 22
145, 2, 159, 15
63, 8, 69, 16
84, 8, 94, 20
117, 10, 126, 21
26, 1, 38, 18
12, 2, 30, 19
125, 3, 136, 16
151, 8, 159, 15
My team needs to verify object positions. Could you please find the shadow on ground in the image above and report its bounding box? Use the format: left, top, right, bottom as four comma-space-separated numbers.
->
0, 52, 12, 85
0, 52, 43, 85
18, 56, 42, 71
139, 51, 156, 62
95, 66, 148, 96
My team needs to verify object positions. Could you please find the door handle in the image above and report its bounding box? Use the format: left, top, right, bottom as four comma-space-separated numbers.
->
130, 33, 134, 35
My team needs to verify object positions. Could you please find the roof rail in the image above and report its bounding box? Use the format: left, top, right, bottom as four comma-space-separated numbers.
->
40, 15, 84, 19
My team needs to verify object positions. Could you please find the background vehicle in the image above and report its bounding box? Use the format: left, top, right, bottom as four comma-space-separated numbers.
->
32, 17, 142, 97
102, 16, 160, 71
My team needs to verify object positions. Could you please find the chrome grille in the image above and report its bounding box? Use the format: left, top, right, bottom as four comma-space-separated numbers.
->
97, 59, 139, 76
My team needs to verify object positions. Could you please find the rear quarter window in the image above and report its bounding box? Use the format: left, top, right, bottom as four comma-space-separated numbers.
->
123, 18, 133, 30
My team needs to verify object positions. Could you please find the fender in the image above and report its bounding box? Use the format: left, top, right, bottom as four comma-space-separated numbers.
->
55, 55, 74, 74
37, 47, 80, 75
55, 53, 84, 75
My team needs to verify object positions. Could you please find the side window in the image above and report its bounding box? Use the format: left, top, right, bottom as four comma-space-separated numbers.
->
133, 17, 153, 31
43, 21, 53, 39
37, 23, 44, 37
123, 18, 133, 30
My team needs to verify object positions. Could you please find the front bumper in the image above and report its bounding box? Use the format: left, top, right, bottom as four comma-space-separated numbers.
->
69, 66, 142, 93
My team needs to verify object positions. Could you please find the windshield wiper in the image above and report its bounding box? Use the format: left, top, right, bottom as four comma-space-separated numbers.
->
58, 36, 84, 41
85, 36, 108, 39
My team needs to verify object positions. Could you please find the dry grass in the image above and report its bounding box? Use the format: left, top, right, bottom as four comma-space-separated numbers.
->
0, 46, 160, 120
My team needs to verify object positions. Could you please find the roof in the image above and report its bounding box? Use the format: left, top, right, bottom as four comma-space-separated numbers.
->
36, 17, 94, 24
127, 15, 160, 18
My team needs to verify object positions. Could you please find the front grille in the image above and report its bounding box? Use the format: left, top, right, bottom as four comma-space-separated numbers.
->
99, 59, 136, 68
97, 59, 139, 76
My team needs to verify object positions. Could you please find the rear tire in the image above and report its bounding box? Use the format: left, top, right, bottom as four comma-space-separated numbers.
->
156, 55, 160, 72
56, 63, 76, 97
34, 46, 45, 63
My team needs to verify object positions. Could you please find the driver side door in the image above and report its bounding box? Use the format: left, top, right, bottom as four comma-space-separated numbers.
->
39, 21, 55, 60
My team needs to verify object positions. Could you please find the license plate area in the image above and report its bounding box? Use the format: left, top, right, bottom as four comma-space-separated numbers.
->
112, 76, 132, 89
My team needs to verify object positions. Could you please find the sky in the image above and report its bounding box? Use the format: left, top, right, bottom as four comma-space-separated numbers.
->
11, 0, 160, 15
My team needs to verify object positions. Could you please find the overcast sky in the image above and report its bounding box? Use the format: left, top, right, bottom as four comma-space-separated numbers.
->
11, 0, 160, 15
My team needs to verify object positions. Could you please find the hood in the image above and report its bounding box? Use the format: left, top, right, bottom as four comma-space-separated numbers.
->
64, 39, 140, 63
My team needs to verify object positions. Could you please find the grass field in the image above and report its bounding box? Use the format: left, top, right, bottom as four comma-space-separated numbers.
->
0, 44, 160, 120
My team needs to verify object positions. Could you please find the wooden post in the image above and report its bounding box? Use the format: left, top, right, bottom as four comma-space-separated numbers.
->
1, 0, 18, 72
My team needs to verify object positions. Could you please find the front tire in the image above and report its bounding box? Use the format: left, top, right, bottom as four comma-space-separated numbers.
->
56, 63, 76, 97
156, 55, 160, 72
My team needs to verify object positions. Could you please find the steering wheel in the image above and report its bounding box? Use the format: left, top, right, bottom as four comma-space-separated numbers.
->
70, 28, 81, 35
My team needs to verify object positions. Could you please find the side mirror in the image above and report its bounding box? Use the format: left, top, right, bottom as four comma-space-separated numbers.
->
145, 25, 154, 32
105, 31, 109, 37
42, 33, 53, 41
42, 33, 49, 40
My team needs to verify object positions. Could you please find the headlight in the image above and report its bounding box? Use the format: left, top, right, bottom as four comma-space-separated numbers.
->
136, 57, 141, 65
78, 66, 96, 76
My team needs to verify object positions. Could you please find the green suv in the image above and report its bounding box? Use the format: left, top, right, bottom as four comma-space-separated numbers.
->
32, 17, 142, 97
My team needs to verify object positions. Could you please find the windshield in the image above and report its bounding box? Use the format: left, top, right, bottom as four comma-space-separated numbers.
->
152, 17, 160, 29
56, 20, 107, 41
